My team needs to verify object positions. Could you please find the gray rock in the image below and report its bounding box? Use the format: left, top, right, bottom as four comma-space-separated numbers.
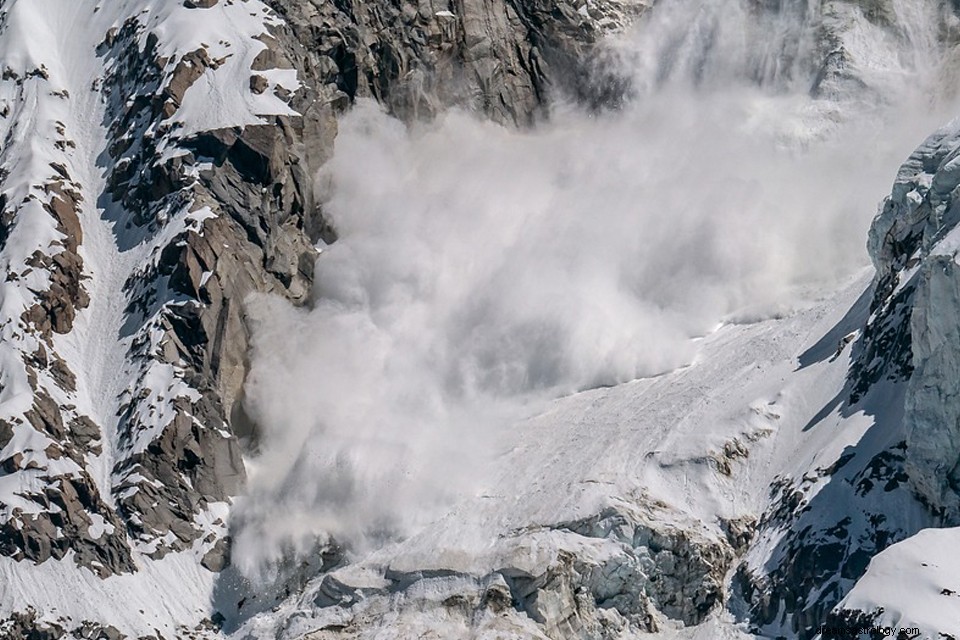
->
201, 537, 231, 572
265, 0, 642, 126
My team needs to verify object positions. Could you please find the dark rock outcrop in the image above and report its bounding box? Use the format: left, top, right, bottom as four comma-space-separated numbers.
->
265, 0, 642, 126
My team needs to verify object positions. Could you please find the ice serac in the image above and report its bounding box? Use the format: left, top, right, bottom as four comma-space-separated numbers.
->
809, 121, 960, 640
239, 500, 739, 639
867, 120, 960, 516
732, 119, 960, 640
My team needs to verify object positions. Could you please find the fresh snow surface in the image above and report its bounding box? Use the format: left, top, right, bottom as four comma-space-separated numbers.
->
0, 549, 218, 637
835, 527, 960, 639
137, 0, 299, 138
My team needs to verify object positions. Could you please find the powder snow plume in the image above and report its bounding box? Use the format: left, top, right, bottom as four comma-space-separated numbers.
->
229, 0, 960, 579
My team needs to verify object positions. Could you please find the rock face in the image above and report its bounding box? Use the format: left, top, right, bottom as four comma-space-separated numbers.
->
96, 12, 332, 555
265, 0, 642, 126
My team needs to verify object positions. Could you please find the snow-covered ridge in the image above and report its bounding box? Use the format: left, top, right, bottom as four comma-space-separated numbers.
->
817, 114, 960, 640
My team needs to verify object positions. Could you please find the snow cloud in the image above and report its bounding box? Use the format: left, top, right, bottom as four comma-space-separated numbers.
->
229, 0, 960, 580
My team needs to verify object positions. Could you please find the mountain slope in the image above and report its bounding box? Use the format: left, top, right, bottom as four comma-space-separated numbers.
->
228, 270, 876, 639
3, 0, 960, 638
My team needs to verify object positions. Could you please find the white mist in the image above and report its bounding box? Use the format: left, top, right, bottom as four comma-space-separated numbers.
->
230, 0, 960, 580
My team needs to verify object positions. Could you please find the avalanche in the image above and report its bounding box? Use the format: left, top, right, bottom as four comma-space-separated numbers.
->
3, 0, 960, 638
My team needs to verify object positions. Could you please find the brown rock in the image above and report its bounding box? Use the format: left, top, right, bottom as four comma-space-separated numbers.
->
249, 74, 268, 94
162, 48, 213, 111
1, 453, 23, 474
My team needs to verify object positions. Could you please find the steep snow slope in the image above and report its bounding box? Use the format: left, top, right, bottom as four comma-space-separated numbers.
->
230, 270, 871, 638
830, 527, 960, 639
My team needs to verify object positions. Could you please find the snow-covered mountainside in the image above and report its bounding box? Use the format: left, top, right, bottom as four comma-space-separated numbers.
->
2, 0, 960, 638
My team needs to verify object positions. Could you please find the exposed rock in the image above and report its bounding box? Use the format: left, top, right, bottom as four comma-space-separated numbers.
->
720, 515, 757, 553
18, 179, 89, 342
201, 536, 231, 572
69, 416, 102, 455
115, 398, 245, 555
95, 4, 334, 557
162, 48, 217, 117
264, 0, 643, 126
249, 74, 268, 94
0, 473, 135, 577
0, 419, 13, 450
860, 120, 960, 516
0, 609, 128, 640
